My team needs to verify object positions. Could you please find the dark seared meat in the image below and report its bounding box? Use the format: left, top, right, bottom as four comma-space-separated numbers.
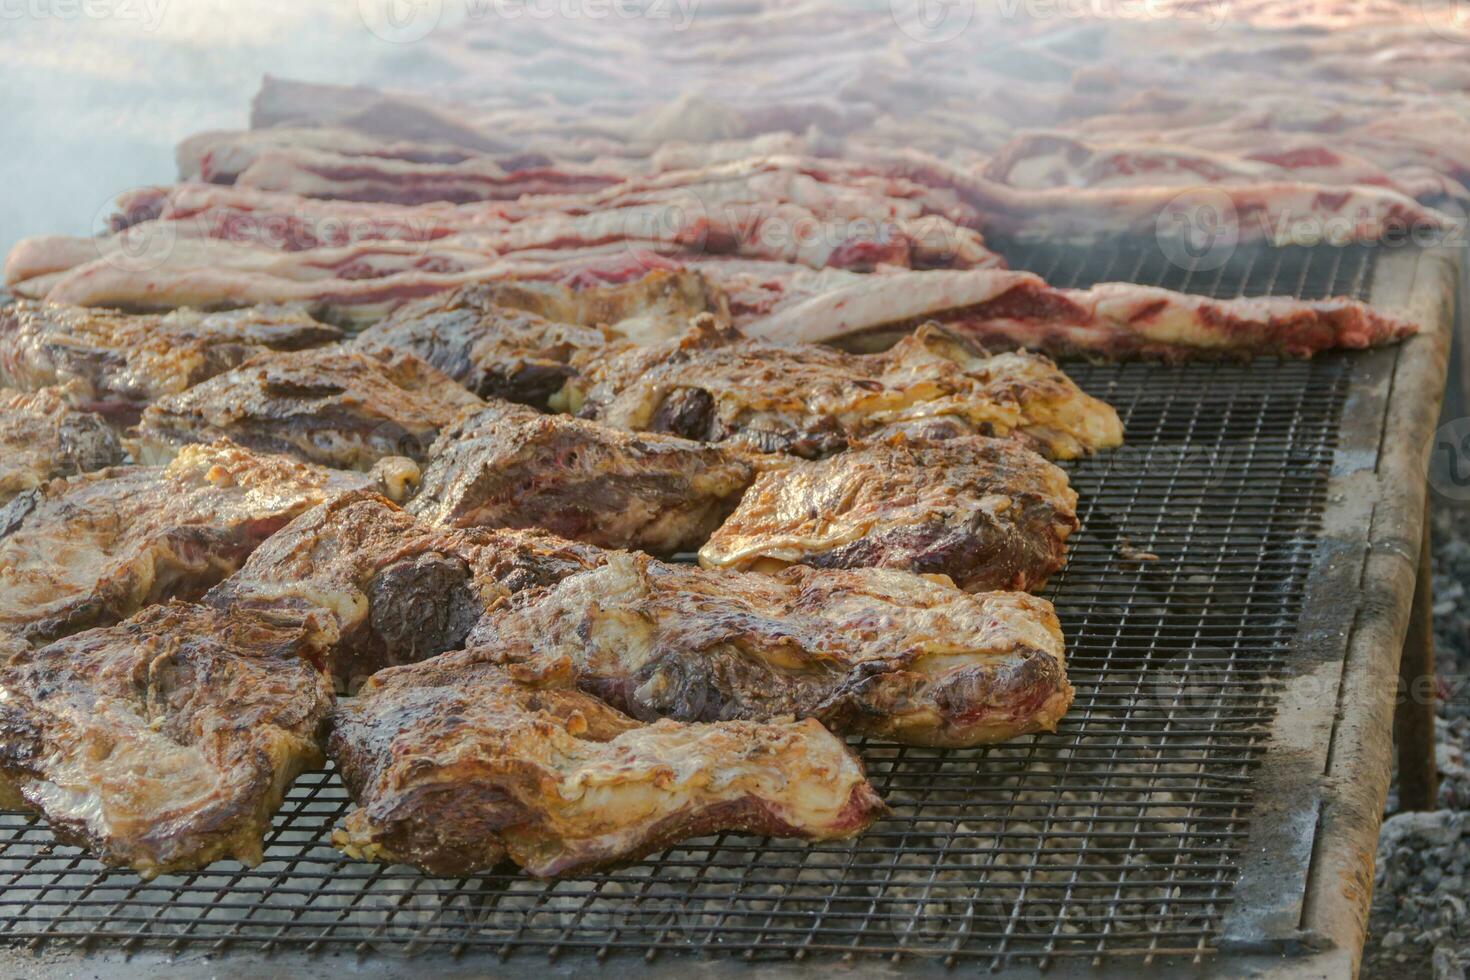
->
205, 491, 606, 688
0, 440, 379, 647
352, 270, 721, 406
701, 434, 1078, 592
0, 602, 334, 878
0, 386, 123, 504
134, 346, 484, 470
408, 400, 754, 555
356, 303, 608, 407
566, 317, 1123, 460
329, 658, 885, 877
465, 551, 1073, 748
0, 300, 341, 424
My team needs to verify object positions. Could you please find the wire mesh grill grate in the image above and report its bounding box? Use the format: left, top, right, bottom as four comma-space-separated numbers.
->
0, 244, 1376, 968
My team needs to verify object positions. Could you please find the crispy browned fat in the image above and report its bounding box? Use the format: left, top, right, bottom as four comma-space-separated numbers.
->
329, 657, 885, 877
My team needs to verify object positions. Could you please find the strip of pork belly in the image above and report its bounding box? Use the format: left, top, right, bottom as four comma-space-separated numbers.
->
741, 268, 1420, 359
464, 551, 1072, 748
0, 603, 333, 878
700, 434, 1077, 593
329, 658, 885, 877
409, 400, 755, 556
0, 386, 123, 505
134, 347, 483, 471
0, 440, 386, 647
566, 317, 1123, 461
205, 491, 606, 687
0, 300, 342, 421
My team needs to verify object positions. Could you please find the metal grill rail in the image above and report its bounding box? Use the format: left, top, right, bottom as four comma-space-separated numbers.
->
0, 244, 1378, 971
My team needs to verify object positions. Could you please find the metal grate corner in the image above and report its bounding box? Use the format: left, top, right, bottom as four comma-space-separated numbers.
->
0, 244, 1376, 970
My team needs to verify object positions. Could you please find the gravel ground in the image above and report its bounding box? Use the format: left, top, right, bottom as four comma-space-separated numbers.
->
1363, 502, 1470, 980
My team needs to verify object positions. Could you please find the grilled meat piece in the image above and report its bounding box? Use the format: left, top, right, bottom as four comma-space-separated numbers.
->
700, 435, 1077, 592
0, 441, 380, 646
0, 300, 341, 424
135, 346, 483, 470
466, 552, 1072, 747
408, 400, 754, 555
329, 657, 885, 877
0, 602, 334, 878
0, 386, 123, 504
356, 304, 611, 408
352, 271, 722, 407
206, 491, 606, 687
566, 317, 1122, 460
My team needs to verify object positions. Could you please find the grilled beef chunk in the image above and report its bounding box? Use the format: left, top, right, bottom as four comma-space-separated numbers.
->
135, 346, 483, 470
0, 441, 381, 646
466, 551, 1073, 747
352, 270, 720, 406
566, 316, 1123, 460
0, 603, 334, 878
0, 300, 341, 424
701, 434, 1078, 592
329, 657, 885, 877
0, 386, 123, 504
205, 491, 605, 687
408, 400, 755, 555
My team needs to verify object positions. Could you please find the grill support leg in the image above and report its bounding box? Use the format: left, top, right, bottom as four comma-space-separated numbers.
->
1394, 512, 1439, 812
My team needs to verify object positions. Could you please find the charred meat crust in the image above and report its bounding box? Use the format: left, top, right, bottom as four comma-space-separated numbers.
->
700, 435, 1078, 592
0, 386, 123, 504
135, 346, 484, 470
464, 552, 1073, 747
407, 400, 755, 556
0, 602, 334, 878
328, 658, 885, 877
573, 317, 1123, 461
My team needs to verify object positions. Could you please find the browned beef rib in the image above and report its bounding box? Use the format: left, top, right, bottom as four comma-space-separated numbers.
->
204, 491, 606, 687
700, 434, 1077, 592
0, 299, 342, 422
0, 386, 123, 504
408, 400, 754, 556
134, 346, 483, 471
566, 316, 1124, 460
464, 551, 1072, 748
0, 602, 334, 878
0, 440, 384, 647
329, 657, 885, 877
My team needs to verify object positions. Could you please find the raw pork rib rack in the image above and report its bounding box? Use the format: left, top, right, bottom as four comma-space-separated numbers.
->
0, 238, 1453, 978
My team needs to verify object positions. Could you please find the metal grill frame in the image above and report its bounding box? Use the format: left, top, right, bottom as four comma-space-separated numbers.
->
0, 242, 1457, 980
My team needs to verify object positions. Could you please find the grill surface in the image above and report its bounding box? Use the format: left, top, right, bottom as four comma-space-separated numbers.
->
0, 244, 1379, 970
